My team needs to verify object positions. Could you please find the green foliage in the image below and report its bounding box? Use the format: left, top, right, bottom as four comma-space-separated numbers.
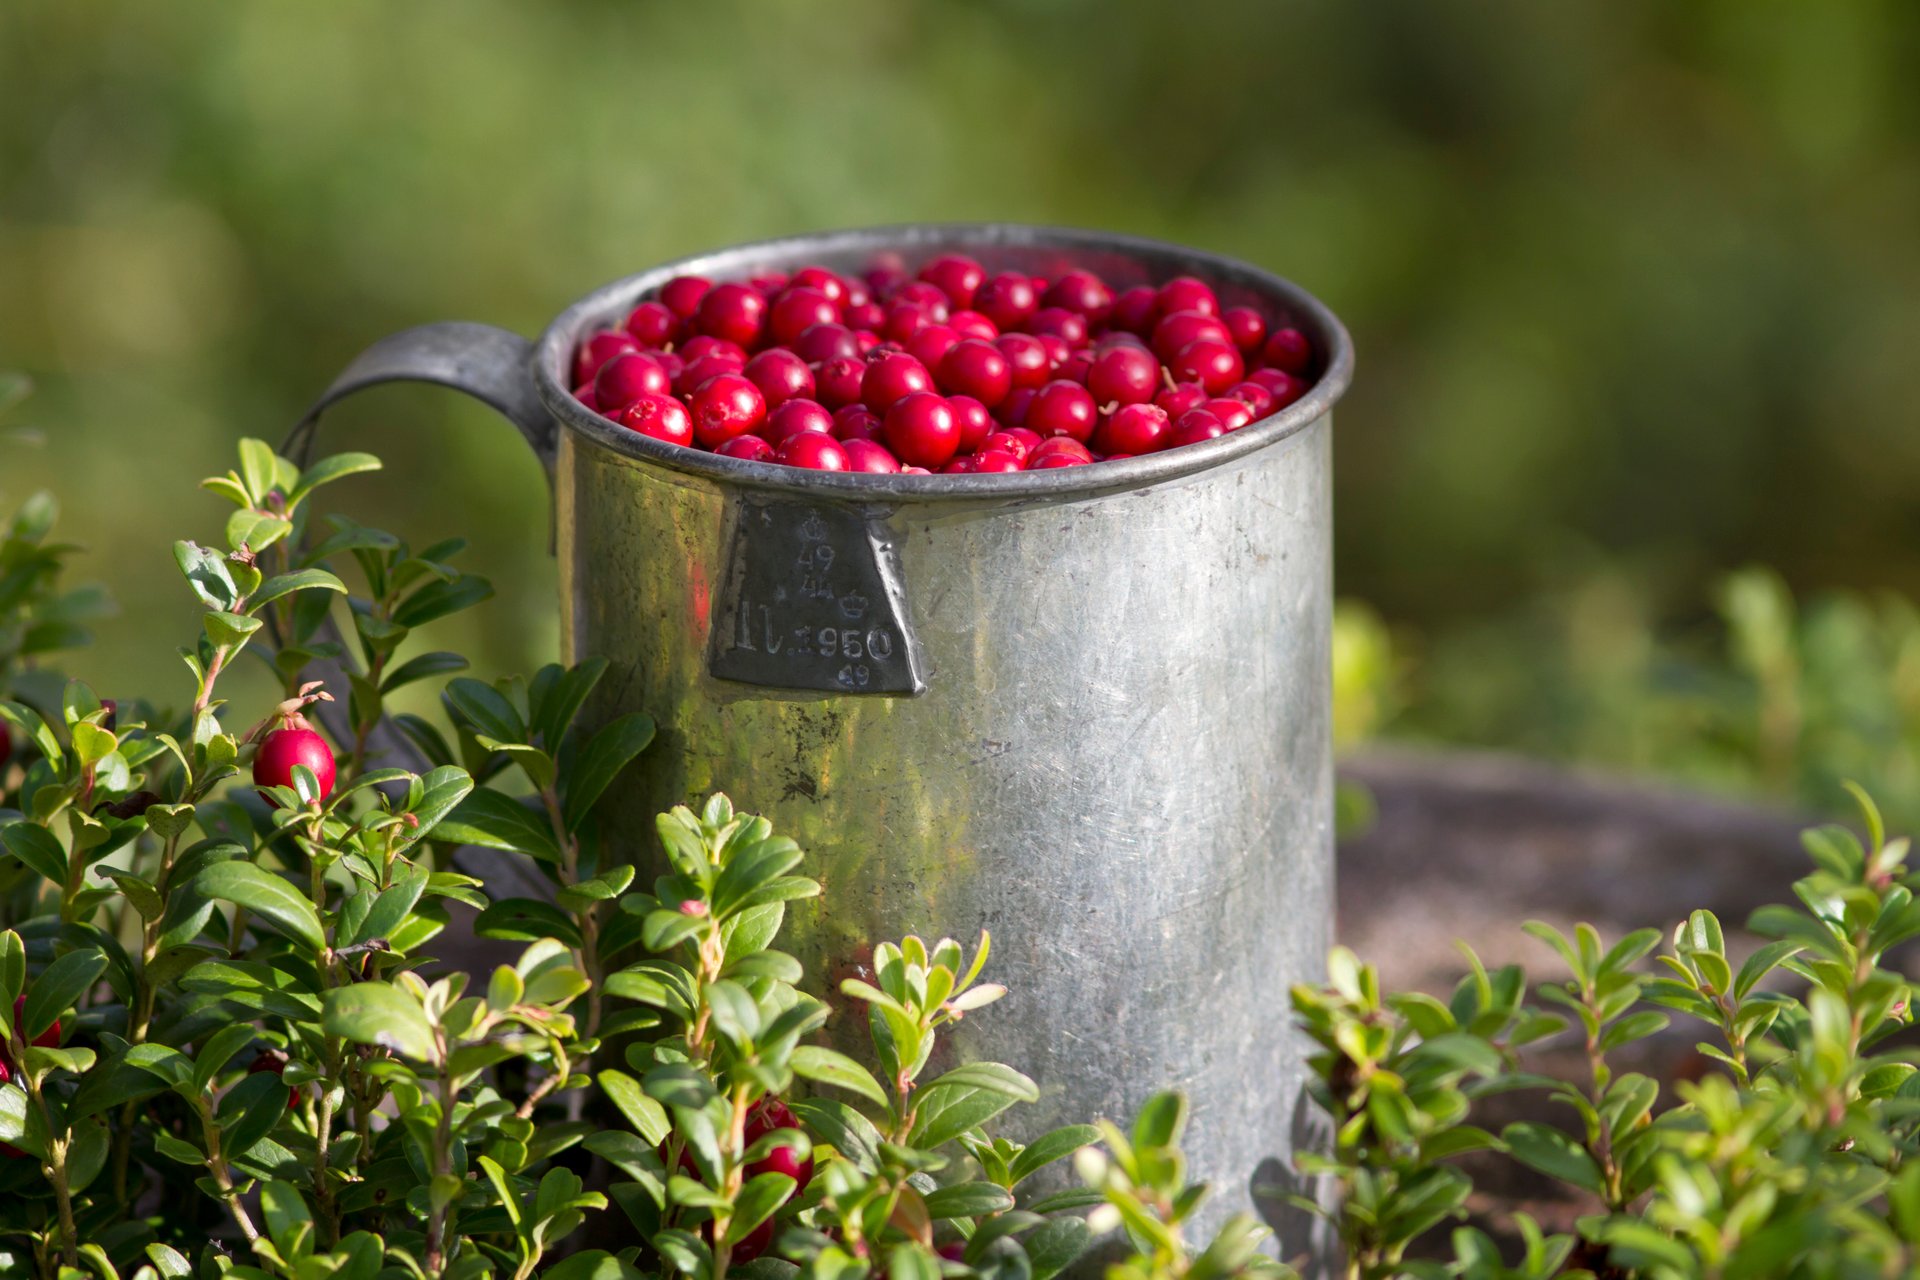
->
1294, 785, 1920, 1278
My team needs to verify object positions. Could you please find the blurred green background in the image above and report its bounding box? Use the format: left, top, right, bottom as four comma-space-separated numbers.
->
5, 0, 1920, 816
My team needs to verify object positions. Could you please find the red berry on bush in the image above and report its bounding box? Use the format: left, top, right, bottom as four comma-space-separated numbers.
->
743, 349, 814, 409
253, 725, 337, 807
774, 431, 849, 471
883, 392, 960, 469
247, 1050, 300, 1112
14, 994, 60, 1049
696, 283, 768, 349
689, 374, 767, 448
618, 394, 695, 448
860, 353, 935, 414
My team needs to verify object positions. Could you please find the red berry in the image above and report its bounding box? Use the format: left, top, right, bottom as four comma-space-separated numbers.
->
1152, 311, 1234, 362
1088, 346, 1161, 408
769, 287, 840, 347
1030, 453, 1090, 470
573, 331, 642, 385
970, 450, 1022, 473
1096, 403, 1172, 455
995, 333, 1051, 390
942, 456, 977, 475
1204, 397, 1254, 431
883, 392, 960, 468
1058, 351, 1094, 385
1036, 333, 1072, 370
1266, 324, 1316, 374
1043, 269, 1115, 326
892, 282, 951, 321
865, 255, 910, 297
715, 434, 776, 462
744, 349, 815, 408
997, 386, 1037, 427
253, 726, 337, 806
1156, 382, 1209, 418
618, 394, 695, 448
842, 439, 902, 474
644, 348, 685, 380
947, 395, 994, 453
790, 266, 850, 308
696, 283, 768, 348
948, 309, 1000, 341
1093, 329, 1150, 352
1026, 380, 1098, 442
593, 353, 670, 411
813, 357, 867, 409
679, 335, 748, 368
907, 323, 962, 372
1156, 276, 1219, 319
900, 465, 932, 475
1170, 408, 1227, 447
1111, 286, 1158, 335
689, 373, 768, 448
624, 300, 679, 347
1169, 339, 1244, 394
1221, 306, 1266, 353
673, 354, 742, 399
975, 272, 1038, 332
1028, 436, 1096, 467
764, 398, 835, 447
1248, 367, 1310, 409
845, 301, 885, 332
793, 322, 861, 364
1227, 380, 1275, 418
774, 432, 848, 471
980, 430, 1034, 464
832, 404, 884, 442
918, 254, 987, 310
882, 302, 932, 345
0, 731, 11, 773
574, 384, 600, 413
1028, 307, 1088, 346
659, 275, 712, 320
937, 339, 1013, 406
731, 1219, 776, 1264
748, 272, 790, 295
860, 353, 935, 414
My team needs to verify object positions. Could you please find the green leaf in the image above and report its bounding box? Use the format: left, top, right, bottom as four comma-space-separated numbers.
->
1500, 1122, 1604, 1195
562, 713, 656, 831
600, 1069, 671, 1145
289, 452, 382, 506
322, 982, 438, 1063
791, 1046, 889, 1108
725, 1172, 796, 1245
2, 821, 67, 884
217, 1066, 289, 1158
95, 867, 164, 921
1023, 1216, 1092, 1280
203, 610, 262, 650
23, 947, 108, 1040
227, 510, 293, 556
923, 1182, 1014, 1219
250, 569, 346, 612
174, 541, 238, 610
1008, 1125, 1100, 1186
540, 1253, 648, 1280
343, 862, 429, 948
381, 651, 470, 694
925, 1062, 1038, 1102
1597, 1010, 1669, 1053
192, 862, 325, 951
474, 898, 584, 948
909, 1081, 1024, 1150
392, 573, 494, 628
237, 438, 281, 501
791, 1098, 883, 1172
436, 790, 560, 863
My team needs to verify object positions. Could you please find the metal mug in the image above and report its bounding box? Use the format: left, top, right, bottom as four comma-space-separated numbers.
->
290, 224, 1353, 1264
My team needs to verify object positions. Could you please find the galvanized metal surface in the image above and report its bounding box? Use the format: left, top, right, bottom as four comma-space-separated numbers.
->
296, 224, 1352, 1269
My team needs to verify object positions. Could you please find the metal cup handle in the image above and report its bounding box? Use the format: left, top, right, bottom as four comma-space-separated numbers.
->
282, 321, 555, 480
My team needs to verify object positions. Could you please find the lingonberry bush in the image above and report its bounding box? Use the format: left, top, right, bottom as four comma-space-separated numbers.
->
1291, 783, 1920, 1279
0, 431, 1279, 1280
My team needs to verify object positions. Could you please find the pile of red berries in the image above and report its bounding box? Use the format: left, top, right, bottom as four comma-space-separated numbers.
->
569, 254, 1317, 474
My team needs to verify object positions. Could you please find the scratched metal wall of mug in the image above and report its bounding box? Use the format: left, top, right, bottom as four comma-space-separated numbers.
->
556, 419, 1334, 1252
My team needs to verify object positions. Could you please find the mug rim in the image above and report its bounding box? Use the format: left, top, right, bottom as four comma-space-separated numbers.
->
532, 222, 1353, 502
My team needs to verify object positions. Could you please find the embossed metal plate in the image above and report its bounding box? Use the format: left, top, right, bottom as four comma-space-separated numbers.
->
709, 499, 925, 695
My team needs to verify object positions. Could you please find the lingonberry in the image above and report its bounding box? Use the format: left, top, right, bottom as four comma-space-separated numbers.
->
619, 394, 695, 447
659, 275, 712, 320
1111, 285, 1158, 335
842, 438, 902, 474
900, 465, 932, 475
1030, 437, 1095, 466
1094, 328, 1150, 352
747, 272, 790, 295
1152, 310, 1234, 362
832, 404, 883, 442
715, 433, 776, 462
689, 373, 768, 448
980, 430, 1035, 464
624, 300, 679, 347
1228, 380, 1275, 417
1169, 338, 1244, 394
0, 730, 11, 773
695, 283, 768, 349
974, 272, 1038, 332
1156, 275, 1219, 319
942, 456, 977, 474
1037, 333, 1073, 370
764, 398, 835, 447
680, 335, 748, 368
1026, 380, 1098, 442
1089, 345, 1161, 408
1171, 408, 1227, 446
1058, 351, 1093, 385
645, 348, 686, 380
864, 256, 910, 297
918, 253, 987, 309
813, 357, 867, 409
1156, 382, 1209, 418
995, 333, 1051, 390
1248, 367, 1309, 408
883, 302, 933, 345
1096, 403, 1172, 455
594, 353, 671, 410
1029, 307, 1089, 346
769, 286, 840, 347
253, 725, 337, 806
1043, 269, 1115, 326
1262, 327, 1312, 374
1030, 453, 1091, 469
971, 450, 1022, 473
790, 266, 850, 308
793, 322, 860, 364
775, 431, 849, 471
997, 387, 1037, 427
1205, 397, 1254, 431
948, 309, 999, 341
844, 300, 885, 332
574, 384, 600, 412
674, 354, 741, 400
573, 330, 643, 385
1222, 305, 1266, 353
744, 349, 814, 408
892, 281, 951, 321
883, 392, 961, 468
860, 353, 934, 414
947, 394, 994, 453
906, 323, 962, 372
937, 339, 1013, 406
